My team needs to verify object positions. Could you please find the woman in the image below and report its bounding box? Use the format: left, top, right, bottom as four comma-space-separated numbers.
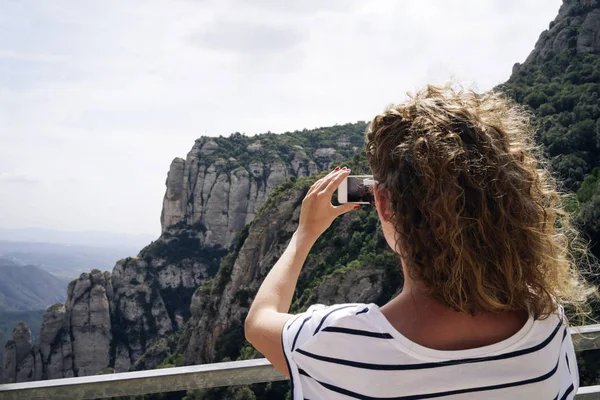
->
245, 85, 593, 399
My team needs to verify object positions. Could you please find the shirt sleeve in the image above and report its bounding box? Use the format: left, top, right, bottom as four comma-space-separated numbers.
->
281, 303, 368, 399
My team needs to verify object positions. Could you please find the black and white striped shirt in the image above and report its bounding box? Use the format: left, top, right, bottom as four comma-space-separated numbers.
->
282, 303, 578, 399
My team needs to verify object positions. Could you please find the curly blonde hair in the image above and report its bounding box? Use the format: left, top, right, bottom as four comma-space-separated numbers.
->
366, 85, 595, 320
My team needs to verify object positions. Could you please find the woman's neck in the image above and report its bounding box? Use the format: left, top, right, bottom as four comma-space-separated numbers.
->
381, 274, 530, 351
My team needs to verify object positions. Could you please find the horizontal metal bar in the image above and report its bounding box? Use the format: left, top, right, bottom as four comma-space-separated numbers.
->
578, 386, 600, 400
571, 324, 600, 353
0, 359, 287, 399
0, 324, 598, 400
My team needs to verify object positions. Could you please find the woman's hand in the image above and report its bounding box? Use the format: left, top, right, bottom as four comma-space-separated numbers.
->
297, 167, 359, 243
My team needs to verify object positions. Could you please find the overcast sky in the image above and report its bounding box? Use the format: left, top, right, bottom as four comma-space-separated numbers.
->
0, 0, 562, 237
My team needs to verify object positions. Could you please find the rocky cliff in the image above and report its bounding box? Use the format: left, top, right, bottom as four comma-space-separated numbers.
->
1, 323, 42, 383
503, 0, 600, 195
161, 124, 366, 248
1, 123, 367, 383
1, 226, 244, 383
514, 0, 600, 72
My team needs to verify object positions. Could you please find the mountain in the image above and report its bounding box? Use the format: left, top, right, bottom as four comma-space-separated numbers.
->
0, 228, 155, 250
501, 0, 600, 260
3, 0, 600, 395
0, 241, 141, 278
161, 124, 367, 248
0, 258, 68, 312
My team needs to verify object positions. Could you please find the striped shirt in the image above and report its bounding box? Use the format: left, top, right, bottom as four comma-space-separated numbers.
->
282, 303, 578, 400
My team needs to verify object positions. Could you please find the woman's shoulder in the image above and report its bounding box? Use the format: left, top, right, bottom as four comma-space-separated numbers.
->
299, 302, 375, 318
287, 302, 377, 330
282, 303, 381, 352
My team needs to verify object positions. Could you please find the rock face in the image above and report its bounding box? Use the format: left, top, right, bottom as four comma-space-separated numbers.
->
181, 188, 307, 364
159, 141, 309, 249
3, 246, 214, 381
67, 270, 113, 377
2, 323, 42, 383
314, 267, 388, 305
39, 303, 72, 380
160, 126, 366, 249
520, 0, 600, 68
161, 158, 186, 230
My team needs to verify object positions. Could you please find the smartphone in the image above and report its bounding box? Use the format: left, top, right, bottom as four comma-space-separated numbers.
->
338, 175, 376, 204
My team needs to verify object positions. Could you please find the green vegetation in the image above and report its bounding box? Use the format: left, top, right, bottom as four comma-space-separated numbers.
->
501, 51, 600, 192
501, 50, 600, 277
501, 43, 600, 386
577, 167, 600, 203
198, 122, 367, 171
292, 205, 401, 313
158, 353, 184, 369
255, 175, 314, 218
140, 226, 227, 273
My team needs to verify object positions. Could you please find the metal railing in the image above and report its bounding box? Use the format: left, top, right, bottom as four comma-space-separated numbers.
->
0, 324, 599, 400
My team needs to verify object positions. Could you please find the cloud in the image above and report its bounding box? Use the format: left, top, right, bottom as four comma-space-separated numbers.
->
191, 21, 304, 54
225, 0, 351, 15
0, 172, 40, 184
0, 0, 563, 235
0, 50, 67, 63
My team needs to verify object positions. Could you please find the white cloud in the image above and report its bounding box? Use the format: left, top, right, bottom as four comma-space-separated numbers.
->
0, 0, 563, 236
190, 21, 305, 54
0, 172, 39, 184
0, 50, 67, 63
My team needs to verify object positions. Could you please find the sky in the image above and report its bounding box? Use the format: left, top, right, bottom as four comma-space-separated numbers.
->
0, 0, 563, 237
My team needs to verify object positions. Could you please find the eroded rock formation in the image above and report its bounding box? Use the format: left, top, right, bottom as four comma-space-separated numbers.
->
2, 252, 213, 381
160, 136, 350, 248
2, 323, 42, 383
519, 0, 600, 69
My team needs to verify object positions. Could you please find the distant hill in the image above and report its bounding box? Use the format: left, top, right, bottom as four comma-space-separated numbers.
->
0, 228, 156, 278
0, 241, 141, 278
0, 228, 155, 250
0, 258, 69, 311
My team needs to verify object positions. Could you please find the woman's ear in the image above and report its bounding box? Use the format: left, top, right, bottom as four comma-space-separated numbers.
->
374, 184, 393, 222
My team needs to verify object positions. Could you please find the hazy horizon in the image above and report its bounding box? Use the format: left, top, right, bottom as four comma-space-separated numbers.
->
0, 227, 155, 248
1, 0, 563, 235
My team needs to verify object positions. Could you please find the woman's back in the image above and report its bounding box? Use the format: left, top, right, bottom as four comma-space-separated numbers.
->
283, 303, 578, 399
